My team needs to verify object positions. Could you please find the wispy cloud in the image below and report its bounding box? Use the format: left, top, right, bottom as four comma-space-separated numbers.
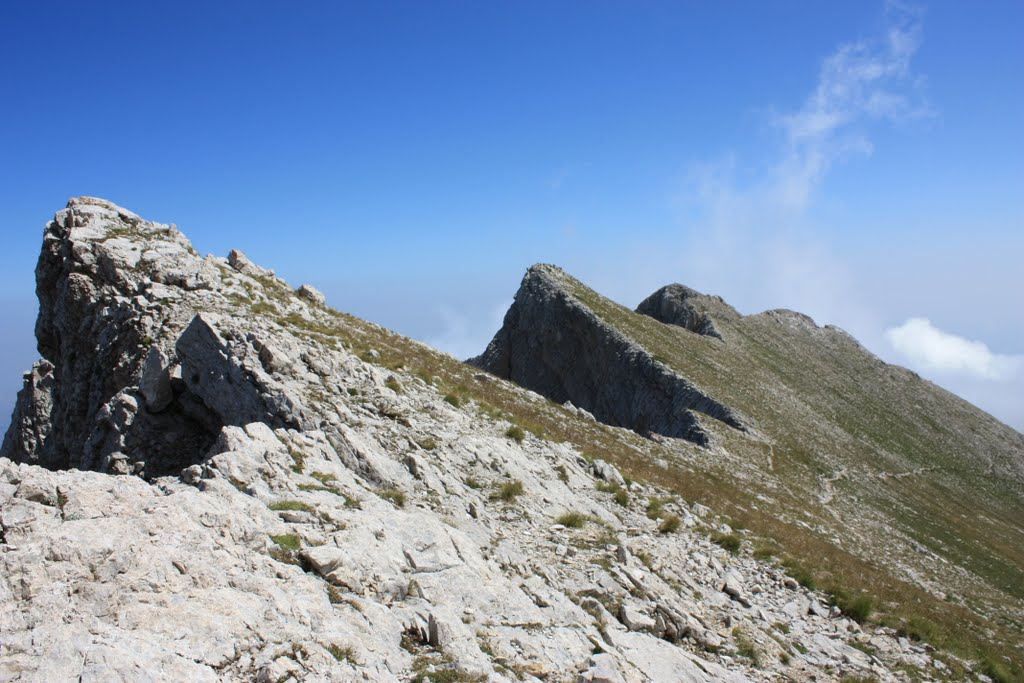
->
672, 3, 930, 331
772, 2, 931, 209
885, 318, 1024, 380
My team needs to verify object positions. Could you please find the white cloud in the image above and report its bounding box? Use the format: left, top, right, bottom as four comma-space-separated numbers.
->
771, 2, 931, 210
671, 5, 932, 324
885, 318, 1024, 380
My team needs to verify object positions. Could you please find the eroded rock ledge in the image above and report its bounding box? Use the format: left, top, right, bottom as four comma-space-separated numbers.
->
469, 265, 747, 445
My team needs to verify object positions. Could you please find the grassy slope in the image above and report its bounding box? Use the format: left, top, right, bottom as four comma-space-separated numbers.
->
566, 273, 1024, 678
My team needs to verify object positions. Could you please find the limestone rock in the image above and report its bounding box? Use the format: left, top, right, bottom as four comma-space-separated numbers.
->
297, 283, 326, 306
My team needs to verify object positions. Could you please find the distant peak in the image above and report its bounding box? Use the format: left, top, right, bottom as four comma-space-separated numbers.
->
636, 283, 736, 340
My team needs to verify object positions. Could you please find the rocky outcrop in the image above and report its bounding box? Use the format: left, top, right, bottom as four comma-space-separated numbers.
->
636, 283, 728, 339
469, 265, 747, 445
0, 198, 318, 478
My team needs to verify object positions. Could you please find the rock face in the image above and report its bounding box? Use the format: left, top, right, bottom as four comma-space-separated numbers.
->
635, 283, 728, 339
1, 198, 314, 478
0, 199, 1016, 681
469, 265, 748, 445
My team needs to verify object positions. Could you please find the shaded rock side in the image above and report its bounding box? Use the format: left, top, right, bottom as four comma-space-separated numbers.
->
469, 265, 748, 445
636, 283, 733, 339
0, 197, 312, 477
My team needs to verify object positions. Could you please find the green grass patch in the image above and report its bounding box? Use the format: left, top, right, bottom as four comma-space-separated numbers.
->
505, 425, 525, 443
288, 446, 306, 474
712, 532, 741, 553
556, 512, 590, 528
659, 514, 681, 533
311, 471, 337, 485
269, 500, 314, 513
646, 497, 665, 519
270, 533, 301, 550
831, 588, 875, 624
378, 487, 406, 508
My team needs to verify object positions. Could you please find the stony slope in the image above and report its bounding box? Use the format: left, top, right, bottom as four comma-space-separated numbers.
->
0, 198, 1016, 682
474, 264, 1024, 680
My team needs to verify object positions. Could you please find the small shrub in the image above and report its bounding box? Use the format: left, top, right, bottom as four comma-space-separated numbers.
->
418, 436, 439, 450
595, 481, 617, 493
385, 376, 402, 393
495, 480, 524, 502
556, 464, 569, 483
326, 643, 357, 664
752, 544, 776, 561
732, 627, 761, 667
443, 394, 462, 408
556, 512, 589, 528
712, 533, 741, 554
505, 425, 525, 443
613, 488, 630, 507
55, 488, 68, 514
464, 476, 483, 490
646, 497, 664, 520
269, 500, 315, 513
379, 488, 406, 508
981, 655, 1014, 683
659, 514, 681, 533
288, 446, 307, 474
833, 590, 874, 624
327, 585, 345, 604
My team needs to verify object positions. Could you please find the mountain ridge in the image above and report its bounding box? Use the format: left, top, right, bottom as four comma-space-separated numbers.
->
1, 198, 1022, 682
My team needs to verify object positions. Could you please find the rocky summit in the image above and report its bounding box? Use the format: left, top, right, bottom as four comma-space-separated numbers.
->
1, 198, 1022, 682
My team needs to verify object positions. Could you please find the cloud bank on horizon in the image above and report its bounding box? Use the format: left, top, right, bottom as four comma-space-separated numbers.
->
886, 318, 1024, 381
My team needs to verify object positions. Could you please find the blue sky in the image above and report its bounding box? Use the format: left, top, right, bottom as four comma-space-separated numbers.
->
2, 1, 1022, 429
